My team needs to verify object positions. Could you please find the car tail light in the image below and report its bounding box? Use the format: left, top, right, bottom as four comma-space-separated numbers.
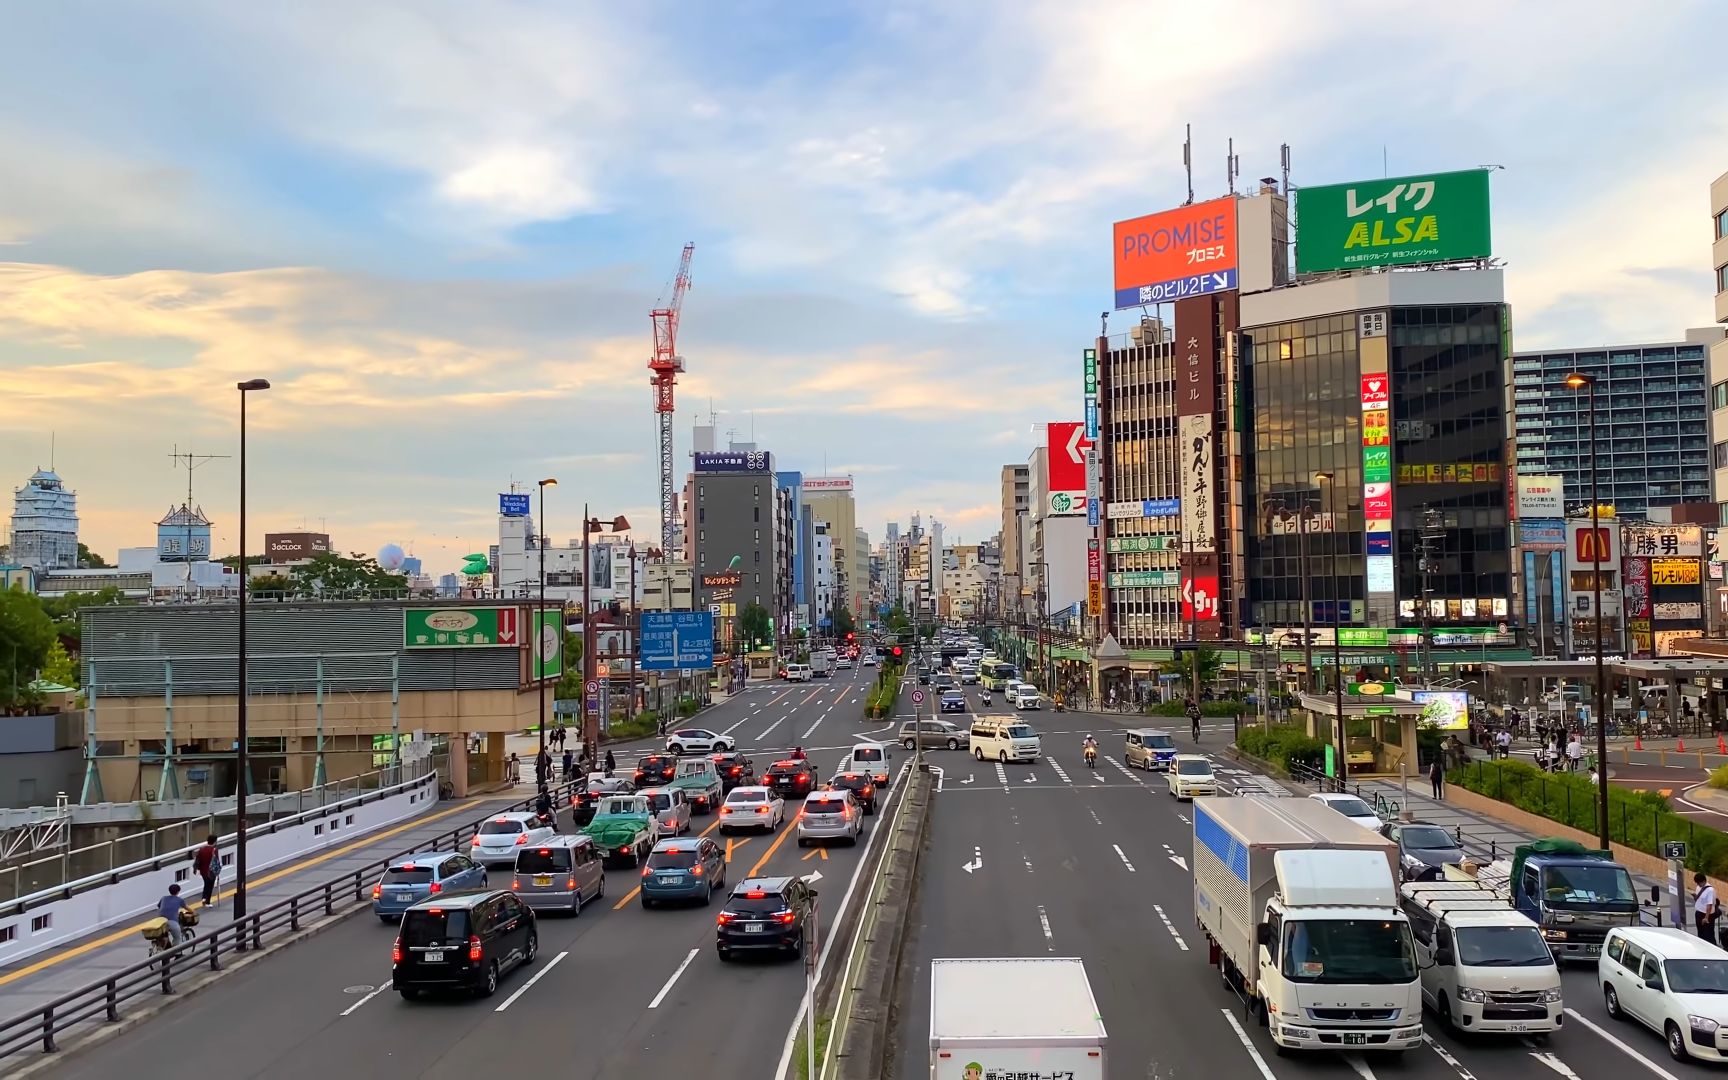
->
717, 912, 735, 926
862, 785, 874, 797
511, 879, 520, 890
429, 882, 442, 895
774, 910, 796, 924
392, 939, 403, 964
372, 883, 382, 899
467, 935, 483, 962
619, 846, 631, 855
566, 878, 576, 889
755, 806, 768, 815
797, 773, 809, 783
745, 890, 766, 899
515, 834, 529, 845
692, 865, 704, 876
470, 837, 481, 847
720, 806, 732, 815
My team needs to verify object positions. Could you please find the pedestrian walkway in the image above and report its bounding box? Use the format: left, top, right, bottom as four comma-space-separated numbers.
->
0, 790, 530, 1023
1348, 775, 1540, 864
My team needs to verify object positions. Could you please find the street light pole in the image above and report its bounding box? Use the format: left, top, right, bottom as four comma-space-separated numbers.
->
1298, 493, 1314, 693
1315, 471, 1342, 786
536, 479, 557, 773
1567, 371, 1612, 848
234, 377, 270, 924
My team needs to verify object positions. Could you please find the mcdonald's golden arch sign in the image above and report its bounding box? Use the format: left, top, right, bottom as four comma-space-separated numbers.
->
1574, 526, 1612, 564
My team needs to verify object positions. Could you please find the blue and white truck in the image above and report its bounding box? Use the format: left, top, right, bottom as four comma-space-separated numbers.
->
1194, 797, 1424, 1056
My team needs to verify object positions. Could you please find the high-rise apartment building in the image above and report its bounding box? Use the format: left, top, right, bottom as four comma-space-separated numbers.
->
1708, 171, 1728, 514
998, 465, 1029, 620
1514, 332, 1718, 517
801, 478, 859, 619
689, 451, 784, 647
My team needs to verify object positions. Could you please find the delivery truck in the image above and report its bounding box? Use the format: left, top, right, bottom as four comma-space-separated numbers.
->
929, 957, 1106, 1080
1445, 839, 1641, 963
1193, 798, 1423, 1056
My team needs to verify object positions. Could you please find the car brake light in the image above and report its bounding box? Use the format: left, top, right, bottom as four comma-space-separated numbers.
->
774, 910, 796, 924
717, 912, 734, 925
392, 939, 403, 964
470, 837, 481, 847
515, 834, 528, 845
641, 865, 653, 878
745, 890, 766, 899
468, 935, 483, 962
429, 882, 442, 894
618, 846, 630, 854
797, 773, 808, 783
863, 786, 874, 796
538, 848, 551, 855
755, 806, 768, 814
567, 878, 576, 889
692, 865, 704, 876
372, 883, 382, 900
511, 879, 520, 890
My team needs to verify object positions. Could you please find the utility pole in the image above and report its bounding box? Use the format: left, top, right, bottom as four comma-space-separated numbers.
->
166, 445, 228, 595
1418, 509, 1446, 687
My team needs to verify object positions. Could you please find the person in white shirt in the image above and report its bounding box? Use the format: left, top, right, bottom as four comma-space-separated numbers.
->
1565, 735, 1584, 772
1696, 872, 1719, 940
1495, 729, 1512, 760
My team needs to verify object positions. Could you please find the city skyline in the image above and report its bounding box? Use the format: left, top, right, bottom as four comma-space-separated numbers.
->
2, 4, 1724, 573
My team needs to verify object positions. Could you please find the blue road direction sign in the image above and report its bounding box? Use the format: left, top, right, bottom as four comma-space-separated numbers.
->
640, 611, 716, 671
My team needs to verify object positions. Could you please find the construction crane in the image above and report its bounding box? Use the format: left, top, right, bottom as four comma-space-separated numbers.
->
649, 243, 695, 561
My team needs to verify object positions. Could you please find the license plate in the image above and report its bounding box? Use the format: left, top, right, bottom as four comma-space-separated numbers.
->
394, 893, 412, 901
424, 950, 444, 963
533, 875, 552, 886
660, 874, 684, 882
1506, 1023, 1529, 1032
745, 924, 764, 933
1586, 945, 1600, 955
1343, 1033, 1365, 1045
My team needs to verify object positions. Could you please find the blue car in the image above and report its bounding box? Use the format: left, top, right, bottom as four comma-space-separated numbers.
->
639, 837, 727, 908
371, 852, 489, 921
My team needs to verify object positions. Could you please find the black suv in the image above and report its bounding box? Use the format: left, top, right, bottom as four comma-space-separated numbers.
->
392, 890, 538, 999
825, 772, 877, 815
711, 752, 756, 791
762, 759, 815, 799
633, 754, 677, 788
716, 876, 818, 961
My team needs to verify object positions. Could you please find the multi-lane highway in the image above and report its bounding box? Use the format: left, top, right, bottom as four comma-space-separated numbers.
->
32, 666, 897, 1080
896, 716, 1722, 1080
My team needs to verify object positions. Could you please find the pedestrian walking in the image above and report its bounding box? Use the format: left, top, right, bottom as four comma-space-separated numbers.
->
562, 749, 575, 781
193, 833, 220, 907
604, 749, 616, 776
1565, 734, 1584, 773
507, 752, 520, 783
1696, 873, 1719, 941
1428, 755, 1446, 801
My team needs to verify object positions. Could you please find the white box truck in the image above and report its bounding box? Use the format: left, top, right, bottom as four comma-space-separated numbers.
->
811, 651, 834, 678
1192, 798, 1423, 1056
929, 957, 1105, 1080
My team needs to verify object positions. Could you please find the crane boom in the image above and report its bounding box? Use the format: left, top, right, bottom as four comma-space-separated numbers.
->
649, 243, 695, 563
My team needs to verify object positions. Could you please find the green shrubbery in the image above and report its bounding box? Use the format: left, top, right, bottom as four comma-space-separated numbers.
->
1709, 764, 1728, 791
1235, 723, 1325, 773
605, 714, 659, 741
865, 666, 905, 717
1145, 699, 1241, 718
1453, 759, 1728, 877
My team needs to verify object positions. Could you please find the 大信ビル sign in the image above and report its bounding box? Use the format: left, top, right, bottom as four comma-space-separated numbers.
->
1112, 197, 1238, 309
693, 451, 772, 474
498, 493, 531, 517
1295, 169, 1493, 273
701, 573, 742, 589
404, 607, 520, 649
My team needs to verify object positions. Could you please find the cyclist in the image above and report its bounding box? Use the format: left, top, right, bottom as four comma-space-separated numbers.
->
1186, 698, 1202, 742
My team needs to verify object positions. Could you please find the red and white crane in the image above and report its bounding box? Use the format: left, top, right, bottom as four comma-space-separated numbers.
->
649, 243, 694, 560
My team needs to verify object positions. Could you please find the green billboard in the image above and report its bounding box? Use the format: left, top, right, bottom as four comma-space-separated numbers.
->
1296, 169, 1491, 273
404, 607, 522, 649
534, 609, 564, 679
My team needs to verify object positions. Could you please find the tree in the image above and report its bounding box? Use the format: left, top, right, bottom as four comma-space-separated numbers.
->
250, 573, 293, 595
0, 589, 56, 707
738, 603, 773, 650
829, 603, 856, 638
554, 632, 585, 700
41, 637, 78, 688
1160, 646, 1224, 694
76, 542, 111, 569
287, 551, 406, 597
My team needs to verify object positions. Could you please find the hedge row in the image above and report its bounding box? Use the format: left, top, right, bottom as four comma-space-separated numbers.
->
1145, 699, 1242, 718
1236, 723, 1325, 773
1453, 759, 1728, 877
865, 666, 905, 718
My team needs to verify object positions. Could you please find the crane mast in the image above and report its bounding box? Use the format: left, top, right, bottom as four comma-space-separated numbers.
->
649, 243, 695, 562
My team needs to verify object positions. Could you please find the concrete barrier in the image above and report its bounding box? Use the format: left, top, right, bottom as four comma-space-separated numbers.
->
0, 769, 438, 967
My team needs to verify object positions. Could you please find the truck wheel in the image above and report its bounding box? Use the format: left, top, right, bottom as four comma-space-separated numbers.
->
1438, 992, 1455, 1031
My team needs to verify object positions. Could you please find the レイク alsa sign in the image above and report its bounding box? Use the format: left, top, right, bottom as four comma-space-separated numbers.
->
1295, 169, 1492, 273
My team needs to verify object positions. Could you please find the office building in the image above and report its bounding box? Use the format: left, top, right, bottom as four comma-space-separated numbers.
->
800, 478, 859, 618
1514, 330, 1717, 517
9, 467, 79, 574
1708, 171, 1728, 516
813, 522, 835, 619
688, 450, 785, 647
1025, 445, 1090, 621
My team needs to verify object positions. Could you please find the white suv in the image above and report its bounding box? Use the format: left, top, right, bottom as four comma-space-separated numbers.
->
666, 728, 732, 754
1008, 684, 1042, 710
1602, 926, 1728, 1062
469, 812, 557, 868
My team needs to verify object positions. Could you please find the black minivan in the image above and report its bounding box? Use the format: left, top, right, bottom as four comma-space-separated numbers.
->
393, 890, 538, 999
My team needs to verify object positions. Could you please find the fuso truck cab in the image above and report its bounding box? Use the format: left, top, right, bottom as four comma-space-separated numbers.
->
1468, 839, 1641, 963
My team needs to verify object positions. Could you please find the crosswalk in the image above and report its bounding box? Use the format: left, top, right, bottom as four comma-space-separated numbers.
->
937, 752, 1294, 798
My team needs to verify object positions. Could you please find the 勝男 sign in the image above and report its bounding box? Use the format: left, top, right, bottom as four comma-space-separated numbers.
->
1112, 197, 1239, 309
1295, 169, 1493, 273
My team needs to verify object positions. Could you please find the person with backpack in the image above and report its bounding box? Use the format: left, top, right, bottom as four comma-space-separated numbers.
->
1428, 755, 1446, 801
193, 834, 220, 907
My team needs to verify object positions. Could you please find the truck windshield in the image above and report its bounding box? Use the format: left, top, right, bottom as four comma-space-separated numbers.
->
1282, 920, 1417, 984
1542, 864, 1637, 910
1455, 926, 1555, 967
1666, 960, 1728, 994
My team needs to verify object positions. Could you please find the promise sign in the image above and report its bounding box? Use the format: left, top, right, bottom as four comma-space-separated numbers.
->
1295, 169, 1492, 273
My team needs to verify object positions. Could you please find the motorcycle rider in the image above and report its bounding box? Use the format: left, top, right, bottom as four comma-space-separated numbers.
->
1082, 733, 1098, 767
534, 783, 555, 830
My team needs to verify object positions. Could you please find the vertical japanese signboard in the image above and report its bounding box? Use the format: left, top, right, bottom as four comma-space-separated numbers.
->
1175, 296, 1216, 556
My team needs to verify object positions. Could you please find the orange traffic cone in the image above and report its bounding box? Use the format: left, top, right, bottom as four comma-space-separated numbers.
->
1717, 734, 1725, 755
1635, 734, 1644, 751
1678, 737, 1687, 752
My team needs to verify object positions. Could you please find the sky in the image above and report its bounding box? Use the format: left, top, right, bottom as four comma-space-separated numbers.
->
2, 1, 1725, 575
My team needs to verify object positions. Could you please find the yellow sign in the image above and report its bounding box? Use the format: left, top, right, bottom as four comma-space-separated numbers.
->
1651, 559, 1700, 586
1086, 580, 1104, 615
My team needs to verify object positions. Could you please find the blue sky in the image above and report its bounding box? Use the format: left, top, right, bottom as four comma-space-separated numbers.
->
2, 1, 1724, 572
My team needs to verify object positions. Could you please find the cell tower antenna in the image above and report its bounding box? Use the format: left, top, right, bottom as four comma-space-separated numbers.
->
1227, 137, 1239, 196
167, 445, 229, 596
1182, 124, 1194, 206
649, 243, 695, 563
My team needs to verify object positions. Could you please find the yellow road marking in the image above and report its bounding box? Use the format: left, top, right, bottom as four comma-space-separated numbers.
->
748, 814, 800, 877
614, 817, 722, 910
0, 797, 484, 986
723, 836, 753, 861
800, 847, 829, 861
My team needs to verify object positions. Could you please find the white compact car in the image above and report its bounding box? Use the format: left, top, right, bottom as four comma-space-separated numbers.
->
1166, 755, 1216, 799
1601, 926, 1728, 1062
718, 785, 785, 834
1309, 792, 1385, 832
469, 811, 558, 868
666, 728, 732, 755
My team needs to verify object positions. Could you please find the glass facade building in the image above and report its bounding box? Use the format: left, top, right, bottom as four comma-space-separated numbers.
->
1513, 336, 1712, 517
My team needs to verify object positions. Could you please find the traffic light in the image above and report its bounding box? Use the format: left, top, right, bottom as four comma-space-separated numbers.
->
846, 632, 856, 642
891, 645, 903, 659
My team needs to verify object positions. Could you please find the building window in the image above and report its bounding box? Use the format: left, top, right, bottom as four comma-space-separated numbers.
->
698, 507, 705, 523
755, 529, 761, 542
1715, 382, 1728, 410
1715, 441, 1728, 470
1720, 264, 1728, 293
754, 551, 761, 564
699, 530, 706, 542
1719, 209, 1728, 240
698, 485, 704, 499
754, 506, 760, 523
754, 484, 761, 498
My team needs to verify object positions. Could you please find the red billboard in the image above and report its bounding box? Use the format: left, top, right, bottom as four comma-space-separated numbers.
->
1179, 553, 1223, 639
1112, 198, 1239, 309
1623, 557, 1651, 619
1046, 422, 1089, 493
1360, 374, 1389, 411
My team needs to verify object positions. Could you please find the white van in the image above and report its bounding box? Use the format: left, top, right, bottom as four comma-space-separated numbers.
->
843, 742, 893, 787
1601, 926, 1728, 1061
785, 663, 812, 682
969, 718, 1040, 764
1008, 684, 1042, 710
1402, 880, 1562, 1033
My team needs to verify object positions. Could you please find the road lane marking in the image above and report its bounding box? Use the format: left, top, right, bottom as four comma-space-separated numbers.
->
801, 712, 827, 739
339, 976, 394, 1016
1088, 809, 1103, 826
1420, 1035, 1477, 1078
647, 947, 700, 1009
1112, 844, 1137, 872
723, 836, 752, 861
1152, 904, 1188, 950
719, 714, 755, 737
1220, 1008, 1278, 1080
1562, 1008, 1680, 1079
1343, 1054, 1381, 1079
495, 949, 567, 1012
801, 688, 824, 705
800, 847, 829, 861
1530, 1049, 1583, 1078
1048, 759, 1071, 784
1037, 905, 1054, 951
748, 810, 801, 876
993, 761, 1007, 788
0, 796, 485, 987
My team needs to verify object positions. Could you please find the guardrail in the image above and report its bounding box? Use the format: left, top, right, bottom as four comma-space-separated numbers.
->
0, 765, 419, 906
0, 776, 581, 1063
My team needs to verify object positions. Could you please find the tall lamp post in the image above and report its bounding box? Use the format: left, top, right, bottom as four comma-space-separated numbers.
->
1566, 371, 1612, 848
234, 377, 270, 923
536, 478, 557, 774
1315, 471, 1342, 785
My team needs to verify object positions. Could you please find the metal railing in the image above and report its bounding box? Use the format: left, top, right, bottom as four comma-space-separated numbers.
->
0, 777, 580, 1061
0, 764, 426, 910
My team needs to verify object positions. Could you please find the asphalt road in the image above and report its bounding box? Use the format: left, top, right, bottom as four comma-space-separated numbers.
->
894, 720, 1727, 1080
31, 665, 895, 1080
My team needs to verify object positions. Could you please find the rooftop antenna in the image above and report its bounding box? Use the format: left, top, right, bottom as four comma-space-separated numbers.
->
1226, 138, 1240, 196
49, 431, 55, 470
1281, 143, 1292, 199
1182, 124, 1194, 206
167, 445, 228, 596
1383, 145, 1389, 178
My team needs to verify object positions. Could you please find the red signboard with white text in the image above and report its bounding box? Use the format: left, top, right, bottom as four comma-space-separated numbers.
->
1360, 374, 1389, 411
1046, 421, 1090, 493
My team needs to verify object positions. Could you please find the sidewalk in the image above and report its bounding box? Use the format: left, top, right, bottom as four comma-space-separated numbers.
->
0, 789, 531, 1023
